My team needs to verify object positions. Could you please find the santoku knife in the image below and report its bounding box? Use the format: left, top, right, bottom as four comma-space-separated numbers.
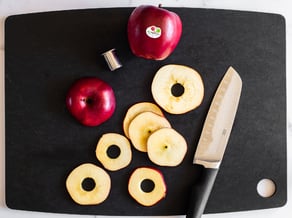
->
186, 66, 242, 218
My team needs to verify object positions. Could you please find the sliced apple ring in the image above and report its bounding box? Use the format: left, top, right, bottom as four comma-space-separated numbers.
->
147, 127, 187, 166
151, 64, 204, 114
66, 163, 111, 205
123, 102, 164, 138
128, 111, 171, 152
128, 167, 166, 206
96, 133, 132, 171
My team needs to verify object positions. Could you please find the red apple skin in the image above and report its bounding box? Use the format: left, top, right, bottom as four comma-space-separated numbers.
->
66, 77, 116, 127
127, 5, 182, 60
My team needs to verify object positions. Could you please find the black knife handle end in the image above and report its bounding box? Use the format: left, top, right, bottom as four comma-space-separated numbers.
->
186, 167, 219, 218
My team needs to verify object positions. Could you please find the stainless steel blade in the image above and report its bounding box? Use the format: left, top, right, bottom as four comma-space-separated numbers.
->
194, 66, 242, 169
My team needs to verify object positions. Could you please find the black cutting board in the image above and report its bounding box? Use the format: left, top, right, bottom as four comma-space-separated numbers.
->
5, 8, 286, 215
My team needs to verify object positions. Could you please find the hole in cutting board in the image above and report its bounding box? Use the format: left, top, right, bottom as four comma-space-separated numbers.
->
257, 178, 276, 198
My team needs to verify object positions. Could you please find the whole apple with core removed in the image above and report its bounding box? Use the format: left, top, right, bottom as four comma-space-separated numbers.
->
66, 77, 116, 127
127, 5, 182, 60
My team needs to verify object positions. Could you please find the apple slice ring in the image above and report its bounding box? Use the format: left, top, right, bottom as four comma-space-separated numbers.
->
128, 167, 166, 206
151, 64, 204, 114
66, 163, 111, 205
123, 102, 164, 138
96, 133, 132, 171
147, 127, 187, 166
128, 111, 171, 152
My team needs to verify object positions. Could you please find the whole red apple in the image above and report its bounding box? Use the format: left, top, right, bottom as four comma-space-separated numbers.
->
66, 77, 116, 127
127, 5, 182, 60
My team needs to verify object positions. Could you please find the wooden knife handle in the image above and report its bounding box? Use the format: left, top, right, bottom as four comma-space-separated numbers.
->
186, 167, 219, 218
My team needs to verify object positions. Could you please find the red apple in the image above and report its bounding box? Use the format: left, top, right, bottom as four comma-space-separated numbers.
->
66, 77, 116, 127
127, 5, 182, 60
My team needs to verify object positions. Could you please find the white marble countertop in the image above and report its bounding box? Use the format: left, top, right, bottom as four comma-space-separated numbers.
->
0, 0, 291, 217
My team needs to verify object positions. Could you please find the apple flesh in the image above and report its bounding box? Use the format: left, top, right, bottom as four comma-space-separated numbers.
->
147, 127, 187, 166
151, 64, 204, 114
128, 111, 171, 152
127, 5, 182, 60
66, 77, 116, 127
128, 167, 166, 206
66, 163, 111, 205
96, 133, 132, 171
123, 102, 164, 138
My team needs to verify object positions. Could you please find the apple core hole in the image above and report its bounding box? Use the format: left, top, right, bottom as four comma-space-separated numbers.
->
82, 177, 96, 191
257, 178, 276, 198
141, 179, 155, 193
107, 145, 121, 159
171, 83, 185, 97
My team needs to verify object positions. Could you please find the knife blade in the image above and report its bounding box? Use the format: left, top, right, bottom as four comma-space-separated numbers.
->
186, 66, 242, 218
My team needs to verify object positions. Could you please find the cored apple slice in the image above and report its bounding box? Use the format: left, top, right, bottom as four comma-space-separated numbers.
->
66, 163, 111, 205
128, 167, 166, 206
128, 111, 171, 152
147, 127, 187, 166
123, 102, 164, 138
96, 133, 132, 171
151, 64, 204, 114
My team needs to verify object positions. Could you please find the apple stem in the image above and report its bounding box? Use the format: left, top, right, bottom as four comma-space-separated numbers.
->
82, 97, 93, 105
158, 4, 162, 8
